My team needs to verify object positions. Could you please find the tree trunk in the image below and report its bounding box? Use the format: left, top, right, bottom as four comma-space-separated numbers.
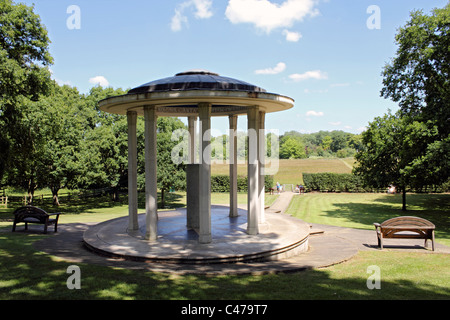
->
112, 187, 120, 202
161, 188, 165, 209
51, 187, 60, 206
402, 187, 407, 211
27, 178, 36, 205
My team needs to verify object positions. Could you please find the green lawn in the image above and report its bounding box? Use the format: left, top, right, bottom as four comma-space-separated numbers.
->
0, 232, 448, 300
286, 192, 450, 246
0, 190, 449, 300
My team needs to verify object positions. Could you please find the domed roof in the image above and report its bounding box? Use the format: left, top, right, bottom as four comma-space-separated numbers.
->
128, 69, 266, 94
99, 69, 294, 116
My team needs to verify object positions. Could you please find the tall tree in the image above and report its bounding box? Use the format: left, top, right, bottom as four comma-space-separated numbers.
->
78, 86, 129, 200
0, 0, 53, 180
380, 4, 449, 186
354, 111, 439, 211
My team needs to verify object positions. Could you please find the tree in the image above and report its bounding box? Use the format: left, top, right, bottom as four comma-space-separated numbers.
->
353, 111, 439, 210
330, 131, 350, 153
348, 134, 363, 152
78, 86, 129, 200
279, 136, 306, 159
0, 0, 53, 180
35, 84, 92, 205
380, 3, 450, 186
321, 135, 332, 151
4, 83, 91, 205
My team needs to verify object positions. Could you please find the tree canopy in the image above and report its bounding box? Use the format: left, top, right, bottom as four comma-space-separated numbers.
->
0, 0, 53, 181
355, 3, 450, 210
380, 4, 449, 187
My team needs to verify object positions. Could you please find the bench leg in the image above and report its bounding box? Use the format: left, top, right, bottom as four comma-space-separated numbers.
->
425, 232, 435, 251
432, 231, 435, 251
377, 234, 383, 249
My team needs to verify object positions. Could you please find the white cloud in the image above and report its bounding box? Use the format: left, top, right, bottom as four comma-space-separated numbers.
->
171, 0, 213, 31
225, 0, 319, 33
193, 0, 214, 18
282, 29, 302, 42
171, 9, 188, 31
89, 76, 109, 87
329, 121, 342, 126
255, 62, 286, 75
356, 126, 367, 133
289, 70, 328, 81
306, 110, 324, 117
55, 79, 72, 86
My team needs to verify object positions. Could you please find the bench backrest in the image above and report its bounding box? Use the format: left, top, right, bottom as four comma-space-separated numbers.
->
13, 206, 49, 223
381, 216, 435, 228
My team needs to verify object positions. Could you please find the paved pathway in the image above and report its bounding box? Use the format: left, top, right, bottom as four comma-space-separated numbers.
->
266, 191, 294, 214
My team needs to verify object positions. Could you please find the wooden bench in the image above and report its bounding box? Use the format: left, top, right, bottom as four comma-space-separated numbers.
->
374, 216, 435, 251
12, 206, 61, 234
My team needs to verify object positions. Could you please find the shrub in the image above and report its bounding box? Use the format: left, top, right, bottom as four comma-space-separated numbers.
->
211, 175, 274, 193
302, 173, 366, 192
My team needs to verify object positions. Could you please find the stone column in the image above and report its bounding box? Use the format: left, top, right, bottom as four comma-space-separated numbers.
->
186, 116, 199, 231
188, 116, 197, 164
258, 111, 266, 224
229, 114, 238, 218
198, 103, 212, 244
127, 111, 139, 231
144, 106, 158, 241
247, 106, 260, 235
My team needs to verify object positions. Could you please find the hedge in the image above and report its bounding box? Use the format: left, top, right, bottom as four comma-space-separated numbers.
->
302, 173, 450, 193
211, 175, 274, 193
302, 173, 367, 192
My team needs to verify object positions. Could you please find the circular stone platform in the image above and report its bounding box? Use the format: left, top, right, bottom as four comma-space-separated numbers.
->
83, 206, 310, 264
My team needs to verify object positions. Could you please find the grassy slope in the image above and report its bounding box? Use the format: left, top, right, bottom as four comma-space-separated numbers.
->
212, 158, 354, 185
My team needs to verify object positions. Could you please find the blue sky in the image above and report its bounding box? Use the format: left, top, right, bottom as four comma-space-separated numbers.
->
22, 0, 448, 135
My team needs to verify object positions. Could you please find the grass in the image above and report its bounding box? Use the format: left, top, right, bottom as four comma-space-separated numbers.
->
0, 158, 449, 300
0, 232, 448, 300
286, 193, 450, 246
212, 158, 354, 185
0, 191, 448, 300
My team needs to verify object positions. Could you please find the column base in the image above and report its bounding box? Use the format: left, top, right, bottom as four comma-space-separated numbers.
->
199, 234, 212, 244
247, 226, 259, 235
145, 233, 158, 242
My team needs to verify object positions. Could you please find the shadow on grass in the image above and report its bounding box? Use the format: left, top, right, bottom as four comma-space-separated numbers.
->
0, 230, 449, 300
322, 193, 450, 242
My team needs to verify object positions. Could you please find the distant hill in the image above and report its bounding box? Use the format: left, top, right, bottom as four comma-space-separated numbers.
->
212, 158, 355, 185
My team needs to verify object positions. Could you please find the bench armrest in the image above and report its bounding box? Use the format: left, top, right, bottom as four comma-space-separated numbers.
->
373, 223, 381, 231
